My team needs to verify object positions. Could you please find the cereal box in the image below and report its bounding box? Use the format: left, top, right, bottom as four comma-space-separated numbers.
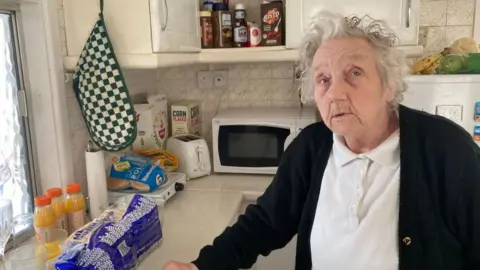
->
132, 94, 168, 150
171, 101, 202, 136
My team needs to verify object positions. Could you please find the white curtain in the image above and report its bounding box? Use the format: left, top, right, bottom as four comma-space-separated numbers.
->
0, 13, 31, 217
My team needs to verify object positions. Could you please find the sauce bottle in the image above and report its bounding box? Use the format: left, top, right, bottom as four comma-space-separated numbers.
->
34, 195, 56, 242
65, 183, 86, 233
200, 11, 214, 48
46, 187, 68, 231
233, 4, 248, 47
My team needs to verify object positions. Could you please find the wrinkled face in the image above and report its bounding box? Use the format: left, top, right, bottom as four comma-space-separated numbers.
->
312, 37, 394, 136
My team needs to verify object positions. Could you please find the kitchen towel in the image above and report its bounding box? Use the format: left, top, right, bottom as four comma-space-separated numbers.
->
72, 0, 137, 151
85, 144, 109, 219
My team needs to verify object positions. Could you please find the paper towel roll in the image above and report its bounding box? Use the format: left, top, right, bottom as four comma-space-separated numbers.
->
85, 149, 109, 219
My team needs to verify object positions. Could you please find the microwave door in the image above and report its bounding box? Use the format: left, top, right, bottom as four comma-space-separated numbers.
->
217, 125, 290, 168
283, 133, 295, 151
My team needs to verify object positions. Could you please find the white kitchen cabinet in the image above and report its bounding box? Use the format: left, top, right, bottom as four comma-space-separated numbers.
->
62, 0, 200, 57
61, 0, 423, 70
286, 0, 420, 49
150, 0, 201, 52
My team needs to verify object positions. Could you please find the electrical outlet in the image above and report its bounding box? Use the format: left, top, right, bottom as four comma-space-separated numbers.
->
436, 105, 463, 122
214, 74, 226, 87
197, 71, 228, 89
198, 71, 213, 89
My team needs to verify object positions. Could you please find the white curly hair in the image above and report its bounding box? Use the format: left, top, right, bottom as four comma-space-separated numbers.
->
298, 11, 409, 110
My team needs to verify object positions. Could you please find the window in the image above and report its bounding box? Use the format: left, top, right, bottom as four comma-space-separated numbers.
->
0, 9, 36, 243
0, 0, 76, 250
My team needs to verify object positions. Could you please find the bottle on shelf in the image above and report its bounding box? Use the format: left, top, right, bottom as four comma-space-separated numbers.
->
233, 4, 248, 48
202, 1, 215, 11
46, 187, 68, 231
200, 11, 214, 49
34, 195, 56, 242
65, 183, 86, 234
212, 3, 233, 48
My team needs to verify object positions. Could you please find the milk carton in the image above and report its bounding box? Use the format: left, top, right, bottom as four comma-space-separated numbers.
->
171, 101, 202, 136
133, 94, 168, 150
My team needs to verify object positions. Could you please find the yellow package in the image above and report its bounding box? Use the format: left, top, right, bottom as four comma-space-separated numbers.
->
133, 149, 179, 172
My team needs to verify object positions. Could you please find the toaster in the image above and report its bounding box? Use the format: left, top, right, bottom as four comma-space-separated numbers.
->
166, 135, 211, 179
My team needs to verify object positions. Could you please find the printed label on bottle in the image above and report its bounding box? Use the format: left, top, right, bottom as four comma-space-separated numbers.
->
57, 214, 67, 231
221, 14, 232, 26
68, 210, 85, 233
35, 224, 56, 242
235, 11, 245, 19
234, 26, 248, 43
201, 21, 213, 45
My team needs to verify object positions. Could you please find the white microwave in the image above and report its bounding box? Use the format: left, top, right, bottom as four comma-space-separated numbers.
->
212, 107, 317, 175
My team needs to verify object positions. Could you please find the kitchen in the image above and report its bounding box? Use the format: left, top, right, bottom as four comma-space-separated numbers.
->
1, 0, 480, 269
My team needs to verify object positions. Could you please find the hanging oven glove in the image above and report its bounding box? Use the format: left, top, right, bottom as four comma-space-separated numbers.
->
72, 0, 136, 152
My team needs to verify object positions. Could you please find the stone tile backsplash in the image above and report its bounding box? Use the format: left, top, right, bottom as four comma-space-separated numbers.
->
420, 1, 447, 26
63, 0, 477, 183
419, 0, 476, 56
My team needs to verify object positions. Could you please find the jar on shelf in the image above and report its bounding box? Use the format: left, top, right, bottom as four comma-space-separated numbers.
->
212, 3, 233, 48
200, 11, 214, 49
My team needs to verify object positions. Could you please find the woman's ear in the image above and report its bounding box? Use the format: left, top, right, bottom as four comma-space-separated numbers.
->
384, 86, 395, 104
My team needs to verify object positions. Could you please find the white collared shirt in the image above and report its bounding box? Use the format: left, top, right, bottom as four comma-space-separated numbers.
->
310, 130, 401, 270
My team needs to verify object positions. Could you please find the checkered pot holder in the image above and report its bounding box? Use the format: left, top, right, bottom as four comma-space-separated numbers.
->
72, 0, 136, 152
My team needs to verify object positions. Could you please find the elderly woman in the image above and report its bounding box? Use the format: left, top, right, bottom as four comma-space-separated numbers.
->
164, 11, 480, 270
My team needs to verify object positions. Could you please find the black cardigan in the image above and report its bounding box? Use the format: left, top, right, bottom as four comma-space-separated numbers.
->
193, 105, 480, 270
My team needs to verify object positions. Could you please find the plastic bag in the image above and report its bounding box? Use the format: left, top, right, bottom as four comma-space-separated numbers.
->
54, 194, 162, 270
106, 152, 167, 192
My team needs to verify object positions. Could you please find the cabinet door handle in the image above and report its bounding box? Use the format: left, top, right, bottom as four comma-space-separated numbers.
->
406, 0, 412, 28
161, 0, 169, 31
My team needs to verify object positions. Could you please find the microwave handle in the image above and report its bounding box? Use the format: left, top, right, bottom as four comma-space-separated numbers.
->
283, 132, 296, 151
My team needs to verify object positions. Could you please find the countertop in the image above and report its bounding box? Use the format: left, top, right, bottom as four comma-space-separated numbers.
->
139, 174, 273, 269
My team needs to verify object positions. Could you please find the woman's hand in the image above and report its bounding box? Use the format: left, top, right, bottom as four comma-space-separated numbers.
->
162, 261, 199, 270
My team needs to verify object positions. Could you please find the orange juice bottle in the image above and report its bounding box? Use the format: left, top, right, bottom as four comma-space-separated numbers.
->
46, 187, 68, 231
34, 195, 56, 242
65, 183, 86, 233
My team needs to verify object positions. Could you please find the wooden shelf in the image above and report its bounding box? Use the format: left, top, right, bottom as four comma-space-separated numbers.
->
63, 45, 424, 71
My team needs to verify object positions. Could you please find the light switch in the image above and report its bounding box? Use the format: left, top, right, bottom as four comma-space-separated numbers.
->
435, 105, 463, 122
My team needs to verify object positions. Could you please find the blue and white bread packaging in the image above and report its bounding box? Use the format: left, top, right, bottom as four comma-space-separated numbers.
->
105, 152, 167, 192
54, 194, 162, 269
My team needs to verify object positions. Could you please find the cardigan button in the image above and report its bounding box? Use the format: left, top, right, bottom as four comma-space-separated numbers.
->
402, 237, 412, 246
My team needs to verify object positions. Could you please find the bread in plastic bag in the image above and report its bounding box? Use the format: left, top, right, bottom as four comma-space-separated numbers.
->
54, 194, 162, 270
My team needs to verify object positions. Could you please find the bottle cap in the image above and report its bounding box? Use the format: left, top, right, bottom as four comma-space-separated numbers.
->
66, 183, 81, 194
34, 195, 51, 206
200, 11, 212, 17
213, 3, 229, 11
235, 3, 246, 10
46, 187, 63, 198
